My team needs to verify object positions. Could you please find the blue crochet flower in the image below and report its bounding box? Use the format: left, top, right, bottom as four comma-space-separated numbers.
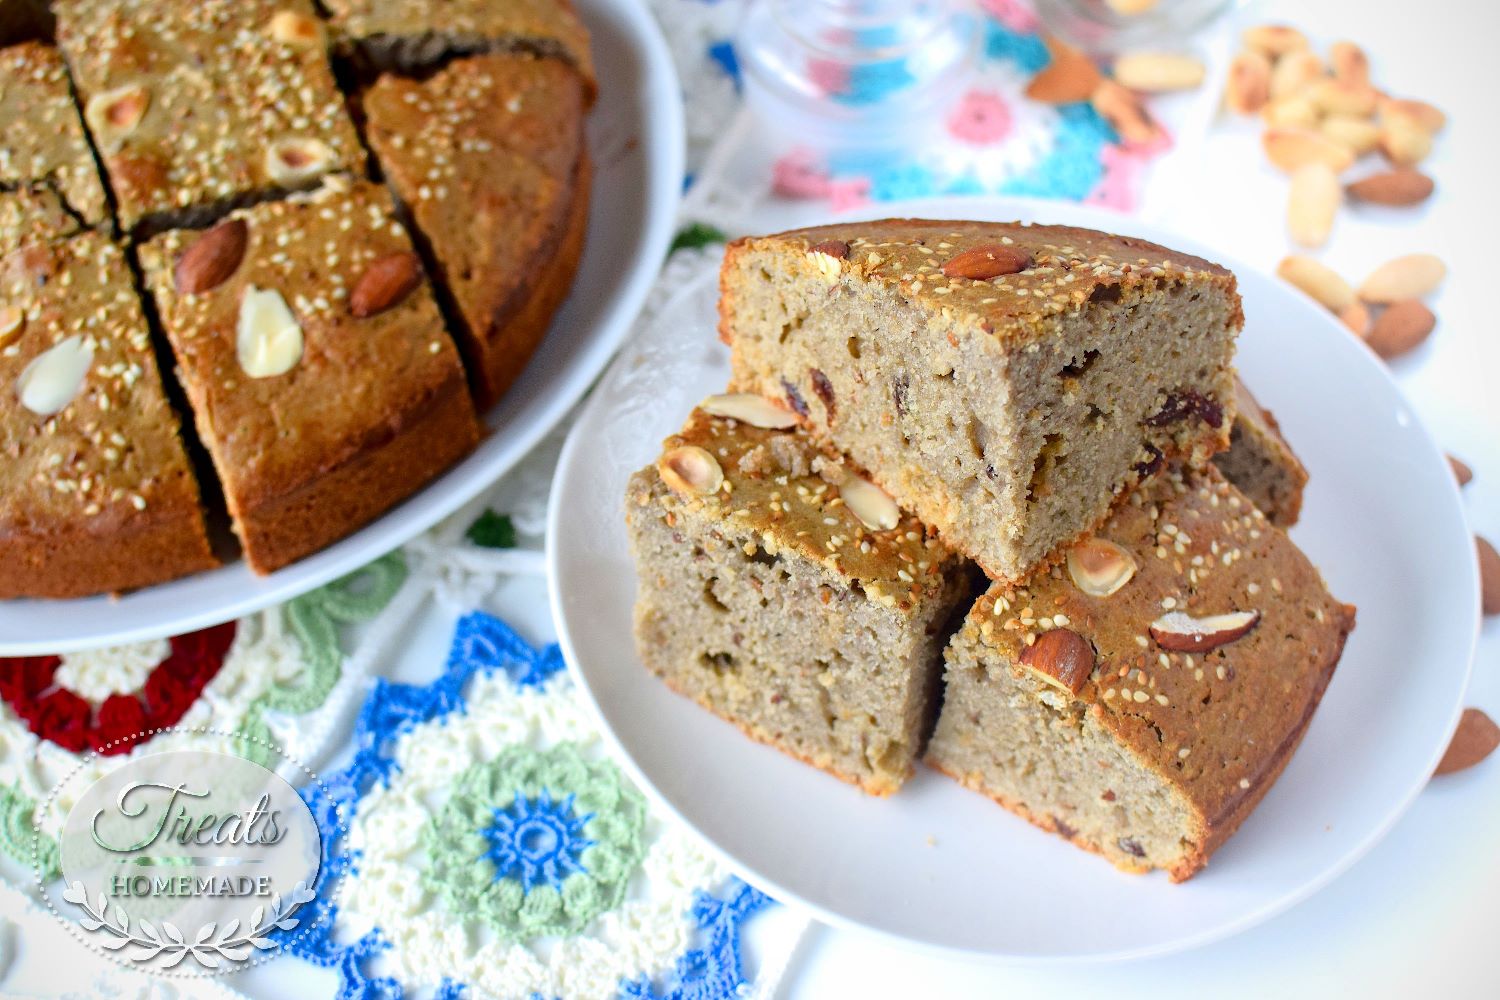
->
481, 789, 595, 894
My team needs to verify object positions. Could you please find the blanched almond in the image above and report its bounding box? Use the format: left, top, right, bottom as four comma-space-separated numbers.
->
1277, 255, 1354, 310
1114, 52, 1205, 93
1067, 537, 1137, 597
1150, 609, 1261, 652
1321, 115, 1381, 156
1347, 168, 1434, 206
1105, 0, 1160, 13
1339, 301, 1372, 337
1379, 96, 1446, 134
1287, 163, 1341, 247
1309, 78, 1377, 117
659, 445, 723, 496
1435, 708, 1500, 774
1261, 94, 1320, 129
1365, 299, 1435, 359
236, 286, 303, 378
1269, 49, 1324, 100
1026, 37, 1103, 104
1329, 41, 1369, 87
1224, 50, 1271, 114
265, 137, 335, 185
16, 335, 92, 415
0, 303, 23, 345
84, 84, 150, 149
700, 393, 800, 429
1358, 253, 1445, 303
1243, 24, 1310, 58
1380, 114, 1433, 167
267, 10, 322, 47
1263, 127, 1354, 174
842, 474, 900, 531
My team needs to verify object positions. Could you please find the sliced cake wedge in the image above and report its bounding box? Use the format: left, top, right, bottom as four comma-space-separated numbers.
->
1213, 378, 1308, 527
627, 398, 974, 795
720, 220, 1243, 582
925, 463, 1354, 881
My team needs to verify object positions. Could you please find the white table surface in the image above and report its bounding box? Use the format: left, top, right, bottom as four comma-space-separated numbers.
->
781, 0, 1500, 995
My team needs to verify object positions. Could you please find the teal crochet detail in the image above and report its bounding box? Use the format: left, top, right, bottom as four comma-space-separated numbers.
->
0, 782, 58, 879
421, 742, 648, 940
238, 551, 407, 766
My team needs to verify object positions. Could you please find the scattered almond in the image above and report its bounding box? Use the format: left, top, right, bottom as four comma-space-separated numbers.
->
1150, 609, 1261, 652
1365, 299, 1435, 359
350, 251, 422, 318
1379, 114, 1433, 167
659, 445, 723, 496
1320, 114, 1381, 156
1346, 168, 1434, 206
1018, 628, 1095, 696
1026, 36, 1103, 104
701, 393, 800, 430
1379, 96, 1446, 134
1328, 40, 1369, 87
1263, 127, 1354, 174
1479, 536, 1500, 616
0, 303, 23, 345
1277, 255, 1354, 310
16, 335, 92, 415
1447, 454, 1473, 488
1287, 163, 1341, 247
1308, 78, 1377, 117
236, 286, 303, 378
1434, 708, 1500, 775
267, 10, 322, 47
1113, 52, 1205, 93
265, 137, 335, 185
1091, 79, 1163, 148
174, 218, 248, 294
1105, 0, 1160, 13
1224, 50, 1272, 114
1066, 537, 1137, 597
1261, 94, 1320, 129
1269, 49, 1324, 100
84, 84, 150, 150
1243, 24, 1309, 58
842, 474, 900, 531
1358, 253, 1445, 303
941, 244, 1031, 280
1338, 301, 1372, 337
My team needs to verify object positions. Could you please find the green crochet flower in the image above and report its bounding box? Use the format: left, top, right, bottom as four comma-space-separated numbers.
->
422, 742, 648, 939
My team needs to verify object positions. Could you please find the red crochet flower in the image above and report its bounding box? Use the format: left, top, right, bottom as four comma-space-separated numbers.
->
0, 622, 237, 755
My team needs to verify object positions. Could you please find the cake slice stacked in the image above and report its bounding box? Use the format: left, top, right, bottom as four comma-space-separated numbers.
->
628, 219, 1353, 879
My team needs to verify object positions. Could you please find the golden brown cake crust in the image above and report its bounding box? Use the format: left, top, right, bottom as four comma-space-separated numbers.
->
54, 0, 364, 232
0, 41, 109, 227
960, 464, 1354, 874
719, 218, 1241, 348
138, 178, 480, 573
361, 51, 587, 407
0, 233, 215, 597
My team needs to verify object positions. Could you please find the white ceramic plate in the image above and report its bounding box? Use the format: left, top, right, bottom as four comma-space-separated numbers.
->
548, 197, 1479, 961
0, 0, 683, 655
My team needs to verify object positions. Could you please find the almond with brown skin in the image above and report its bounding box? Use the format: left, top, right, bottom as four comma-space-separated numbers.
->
1092, 79, 1163, 148
1224, 50, 1271, 114
350, 251, 422, 318
1347, 169, 1434, 206
1150, 610, 1260, 652
1365, 299, 1435, 359
174, 218, 249, 294
1026, 36, 1103, 104
1434, 708, 1500, 775
1448, 454, 1473, 488
1018, 628, 1095, 695
808, 239, 848, 260
1479, 536, 1500, 616
942, 244, 1031, 280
